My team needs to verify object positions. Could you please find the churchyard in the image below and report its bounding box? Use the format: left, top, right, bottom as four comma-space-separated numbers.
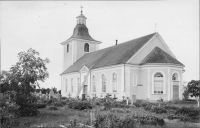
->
1, 92, 200, 128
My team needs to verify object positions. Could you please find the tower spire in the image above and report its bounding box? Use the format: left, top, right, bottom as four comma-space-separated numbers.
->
77, 6, 86, 25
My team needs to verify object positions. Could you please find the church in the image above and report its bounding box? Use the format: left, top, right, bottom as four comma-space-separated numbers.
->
60, 10, 185, 101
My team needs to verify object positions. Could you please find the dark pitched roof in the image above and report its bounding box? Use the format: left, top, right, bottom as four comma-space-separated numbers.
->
140, 47, 184, 66
61, 33, 157, 74
67, 24, 97, 42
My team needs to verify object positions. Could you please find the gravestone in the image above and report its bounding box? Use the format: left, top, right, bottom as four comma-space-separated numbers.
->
39, 91, 42, 99
131, 95, 136, 105
49, 89, 55, 99
45, 92, 49, 100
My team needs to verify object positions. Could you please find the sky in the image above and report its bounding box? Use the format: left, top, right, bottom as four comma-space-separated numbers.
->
0, 0, 199, 90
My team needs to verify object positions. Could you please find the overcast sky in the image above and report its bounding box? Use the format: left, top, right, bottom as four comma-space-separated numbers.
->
0, 0, 199, 89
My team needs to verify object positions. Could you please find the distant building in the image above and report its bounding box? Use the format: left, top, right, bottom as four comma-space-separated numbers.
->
60, 10, 185, 101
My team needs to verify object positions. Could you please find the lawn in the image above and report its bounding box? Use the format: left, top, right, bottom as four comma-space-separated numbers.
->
13, 100, 200, 128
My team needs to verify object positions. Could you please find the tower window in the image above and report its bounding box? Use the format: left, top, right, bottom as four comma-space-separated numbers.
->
102, 74, 106, 92
84, 43, 89, 52
67, 44, 69, 53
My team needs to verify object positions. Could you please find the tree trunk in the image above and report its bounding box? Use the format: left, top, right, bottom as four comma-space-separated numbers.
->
196, 97, 199, 107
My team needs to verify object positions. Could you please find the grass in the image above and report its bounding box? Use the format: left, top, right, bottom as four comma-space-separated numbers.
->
13, 101, 200, 128
15, 106, 88, 127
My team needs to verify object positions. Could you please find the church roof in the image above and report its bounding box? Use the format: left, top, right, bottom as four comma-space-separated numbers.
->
67, 24, 97, 42
140, 47, 184, 66
61, 33, 157, 74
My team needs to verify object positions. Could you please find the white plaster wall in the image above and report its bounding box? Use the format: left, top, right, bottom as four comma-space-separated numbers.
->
90, 65, 123, 99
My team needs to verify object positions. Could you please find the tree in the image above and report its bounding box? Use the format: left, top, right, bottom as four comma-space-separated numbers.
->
187, 80, 200, 107
0, 48, 50, 116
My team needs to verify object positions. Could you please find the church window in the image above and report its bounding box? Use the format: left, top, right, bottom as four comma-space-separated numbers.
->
71, 78, 73, 92
92, 75, 96, 92
77, 77, 80, 91
65, 79, 67, 92
67, 44, 69, 53
84, 43, 89, 52
112, 73, 117, 92
172, 73, 178, 81
133, 74, 137, 86
102, 74, 106, 92
154, 72, 164, 94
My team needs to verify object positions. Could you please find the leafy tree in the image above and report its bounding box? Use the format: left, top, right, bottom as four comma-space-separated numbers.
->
0, 48, 50, 116
187, 80, 200, 107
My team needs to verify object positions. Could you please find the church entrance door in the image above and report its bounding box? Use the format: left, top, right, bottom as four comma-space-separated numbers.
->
83, 85, 87, 94
173, 81, 179, 100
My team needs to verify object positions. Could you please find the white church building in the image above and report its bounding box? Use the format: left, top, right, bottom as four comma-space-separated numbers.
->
60, 10, 185, 101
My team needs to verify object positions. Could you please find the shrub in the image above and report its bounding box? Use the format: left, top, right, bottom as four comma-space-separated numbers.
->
151, 106, 167, 114
163, 105, 179, 111
175, 107, 200, 120
15, 94, 39, 117
48, 106, 58, 110
18, 103, 39, 116
94, 112, 136, 128
137, 116, 165, 126
36, 103, 47, 109
68, 100, 93, 110
54, 102, 64, 107
61, 97, 68, 100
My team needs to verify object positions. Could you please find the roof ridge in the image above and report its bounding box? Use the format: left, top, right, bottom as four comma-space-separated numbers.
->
84, 32, 157, 55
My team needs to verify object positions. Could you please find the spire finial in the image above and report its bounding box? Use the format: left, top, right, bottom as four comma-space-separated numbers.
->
81, 6, 83, 14
155, 23, 157, 32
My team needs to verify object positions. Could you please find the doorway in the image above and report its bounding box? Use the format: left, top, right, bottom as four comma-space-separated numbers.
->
172, 73, 179, 100
83, 85, 88, 94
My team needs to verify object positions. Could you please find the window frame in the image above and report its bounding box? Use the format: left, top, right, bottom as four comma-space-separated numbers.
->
71, 78, 73, 92
102, 74, 106, 92
84, 43, 89, 52
133, 74, 137, 86
112, 73, 117, 92
92, 75, 96, 92
152, 71, 165, 94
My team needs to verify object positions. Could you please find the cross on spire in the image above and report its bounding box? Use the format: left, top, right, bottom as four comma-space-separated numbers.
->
81, 6, 83, 14
155, 23, 157, 32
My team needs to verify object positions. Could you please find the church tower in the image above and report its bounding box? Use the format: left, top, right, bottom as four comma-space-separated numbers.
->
61, 7, 102, 71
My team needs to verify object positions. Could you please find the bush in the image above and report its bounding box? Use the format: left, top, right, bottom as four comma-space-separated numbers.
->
36, 103, 47, 109
15, 94, 39, 117
94, 112, 136, 128
151, 106, 167, 114
68, 100, 93, 110
175, 107, 200, 120
93, 111, 165, 128
137, 116, 165, 126
54, 102, 64, 107
18, 103, 39, 116
110, 108, 131, 113
103, 101, 132, 110
48, 106, 58, 110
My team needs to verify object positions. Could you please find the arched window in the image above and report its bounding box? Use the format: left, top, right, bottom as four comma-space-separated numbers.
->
172, 73, 178, 81
84, 43, 89, 52
112, 73, 117, 92
154, 72, 164, 94
102, 74, 106, 92
71, 78, 73, 92
92, 75, 96, 92
67, 44, 69, 53
65, 79, 67, 92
